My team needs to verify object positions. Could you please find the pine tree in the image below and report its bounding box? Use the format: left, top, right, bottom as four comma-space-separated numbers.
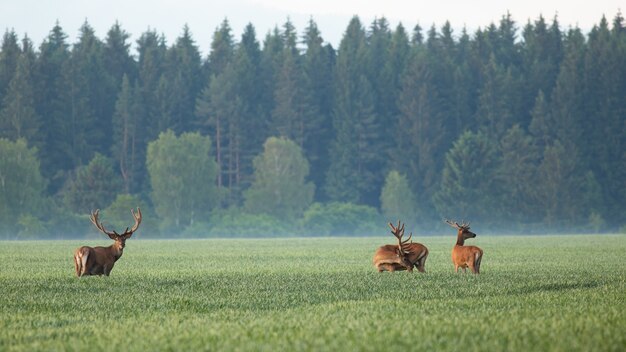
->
259, 26, 284, 120
206, 18, 235, 78
497, 125, 540, 224
62, 153, 122, 213
325, 16, 381, 205
395, 44, 448, 222
103, 21, 136, 132
137, 30, 167, 143
476, 54, 515, 138
111, 75, 142, 194
61, 21, 110, 168
0, 38, 40, 144
33, 22, 70, 191
162, 25, 203, 133
521, 15, 563, 126
302, 18, 335, 200
0, 30, 21, 103
433, 131, 501, 225
584, 15, 626, 223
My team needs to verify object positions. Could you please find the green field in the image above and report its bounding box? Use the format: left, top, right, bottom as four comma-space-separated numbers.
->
1, 235, 625, 351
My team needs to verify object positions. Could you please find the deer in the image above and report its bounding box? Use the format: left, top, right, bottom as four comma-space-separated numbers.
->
445, 219, 483, 274
373, 221, 429, 272
74, 208, 142, 277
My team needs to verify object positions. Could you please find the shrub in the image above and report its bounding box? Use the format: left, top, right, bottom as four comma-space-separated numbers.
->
300, 202, 383, 236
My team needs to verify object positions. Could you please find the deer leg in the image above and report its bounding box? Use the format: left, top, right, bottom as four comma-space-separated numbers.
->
74, 255, 81, 277
454, 264, 459, 273
78, 250, 89, 276
416, 261, 425, 273
468, 261, 476, 274
475, 254, 482, 274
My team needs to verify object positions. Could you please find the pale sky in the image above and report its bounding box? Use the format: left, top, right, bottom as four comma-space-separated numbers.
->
0, 0, 623, 56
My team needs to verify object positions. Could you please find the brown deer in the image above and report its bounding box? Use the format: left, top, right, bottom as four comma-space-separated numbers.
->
373, 221, 429, 272
74, 208, 142, 277
445, 219, 483, 274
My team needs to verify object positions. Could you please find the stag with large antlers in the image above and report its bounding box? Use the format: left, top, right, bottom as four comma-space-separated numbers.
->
74, 208, 142, 277
373, 221, 429, 272
445, 219, 483, 274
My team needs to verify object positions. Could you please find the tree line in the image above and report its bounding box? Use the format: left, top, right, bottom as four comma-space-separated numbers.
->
0, 12, 625, 238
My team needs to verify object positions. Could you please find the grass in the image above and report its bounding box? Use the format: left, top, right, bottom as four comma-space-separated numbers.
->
1, 235, 625, 351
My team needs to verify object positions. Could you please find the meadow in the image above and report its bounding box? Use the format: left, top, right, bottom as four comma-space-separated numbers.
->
1, 235, 625, 351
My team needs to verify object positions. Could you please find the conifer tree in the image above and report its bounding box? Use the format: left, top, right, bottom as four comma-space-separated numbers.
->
111, 75, 142, 194
61, 21, 109, 168
0, 40, 40, 144
0, 30, 21, 103
302, 19, 335, 199
33, 22, 70, 190
325, 16, 381, 205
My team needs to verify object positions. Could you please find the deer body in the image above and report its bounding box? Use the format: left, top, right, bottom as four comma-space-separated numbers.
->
74, 208, 141, 277
446, 220, 483, 274
373, 221, 429, 272
74, 242, 124, 276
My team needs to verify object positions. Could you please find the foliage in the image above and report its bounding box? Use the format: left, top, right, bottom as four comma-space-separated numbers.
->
17, 214, 47, 239
1, 236, 625, 350
433, 131, 501, 225
146, 130, 219, 232
244, 137, 314, 222
204, 207, 289, 237
0, 14, 626, 233
61, 153, 122, 214
380, 171, 419, 232
0, 138, 46, 236
300, 202, 382, 236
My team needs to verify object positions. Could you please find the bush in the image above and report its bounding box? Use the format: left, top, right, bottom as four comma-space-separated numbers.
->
206, 208, 290, 237
17, 214, 47, 239
300, 202, 384, 236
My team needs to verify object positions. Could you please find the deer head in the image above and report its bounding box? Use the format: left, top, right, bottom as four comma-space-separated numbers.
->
90, 208, 142, 249
445, 219, 476, 241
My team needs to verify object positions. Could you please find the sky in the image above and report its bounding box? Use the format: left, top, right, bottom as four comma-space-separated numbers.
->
0, 0, 623, 56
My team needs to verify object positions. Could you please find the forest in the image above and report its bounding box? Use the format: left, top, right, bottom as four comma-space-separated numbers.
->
0, 12, 625, 238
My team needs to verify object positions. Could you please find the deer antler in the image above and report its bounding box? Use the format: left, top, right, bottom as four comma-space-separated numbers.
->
120, 208, 142, 239
89, 208, 142, 240
388, 220, 412, 254
90, 209, 118, 239
445, 219, 470, 230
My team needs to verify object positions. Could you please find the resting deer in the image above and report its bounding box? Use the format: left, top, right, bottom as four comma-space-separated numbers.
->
445, 219, 483, 274
74, 208, 142, 277
373, 221, 429, 272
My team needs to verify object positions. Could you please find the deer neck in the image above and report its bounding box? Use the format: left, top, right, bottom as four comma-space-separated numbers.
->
455, 233, 465, 246
109, 242, 124, 260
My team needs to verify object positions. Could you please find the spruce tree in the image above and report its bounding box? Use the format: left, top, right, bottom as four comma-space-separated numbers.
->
33, 22, 70, 191
0, 30, 21, 103
111, 75, 141, 194
0, 42, 40, 144
325, 16, 381, 206
302, 19, 335, 200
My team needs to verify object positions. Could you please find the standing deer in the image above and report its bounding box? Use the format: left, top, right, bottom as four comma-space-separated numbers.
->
445, 219, 483, 274
373, 221, 429, 272
74, 208, 142, 277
